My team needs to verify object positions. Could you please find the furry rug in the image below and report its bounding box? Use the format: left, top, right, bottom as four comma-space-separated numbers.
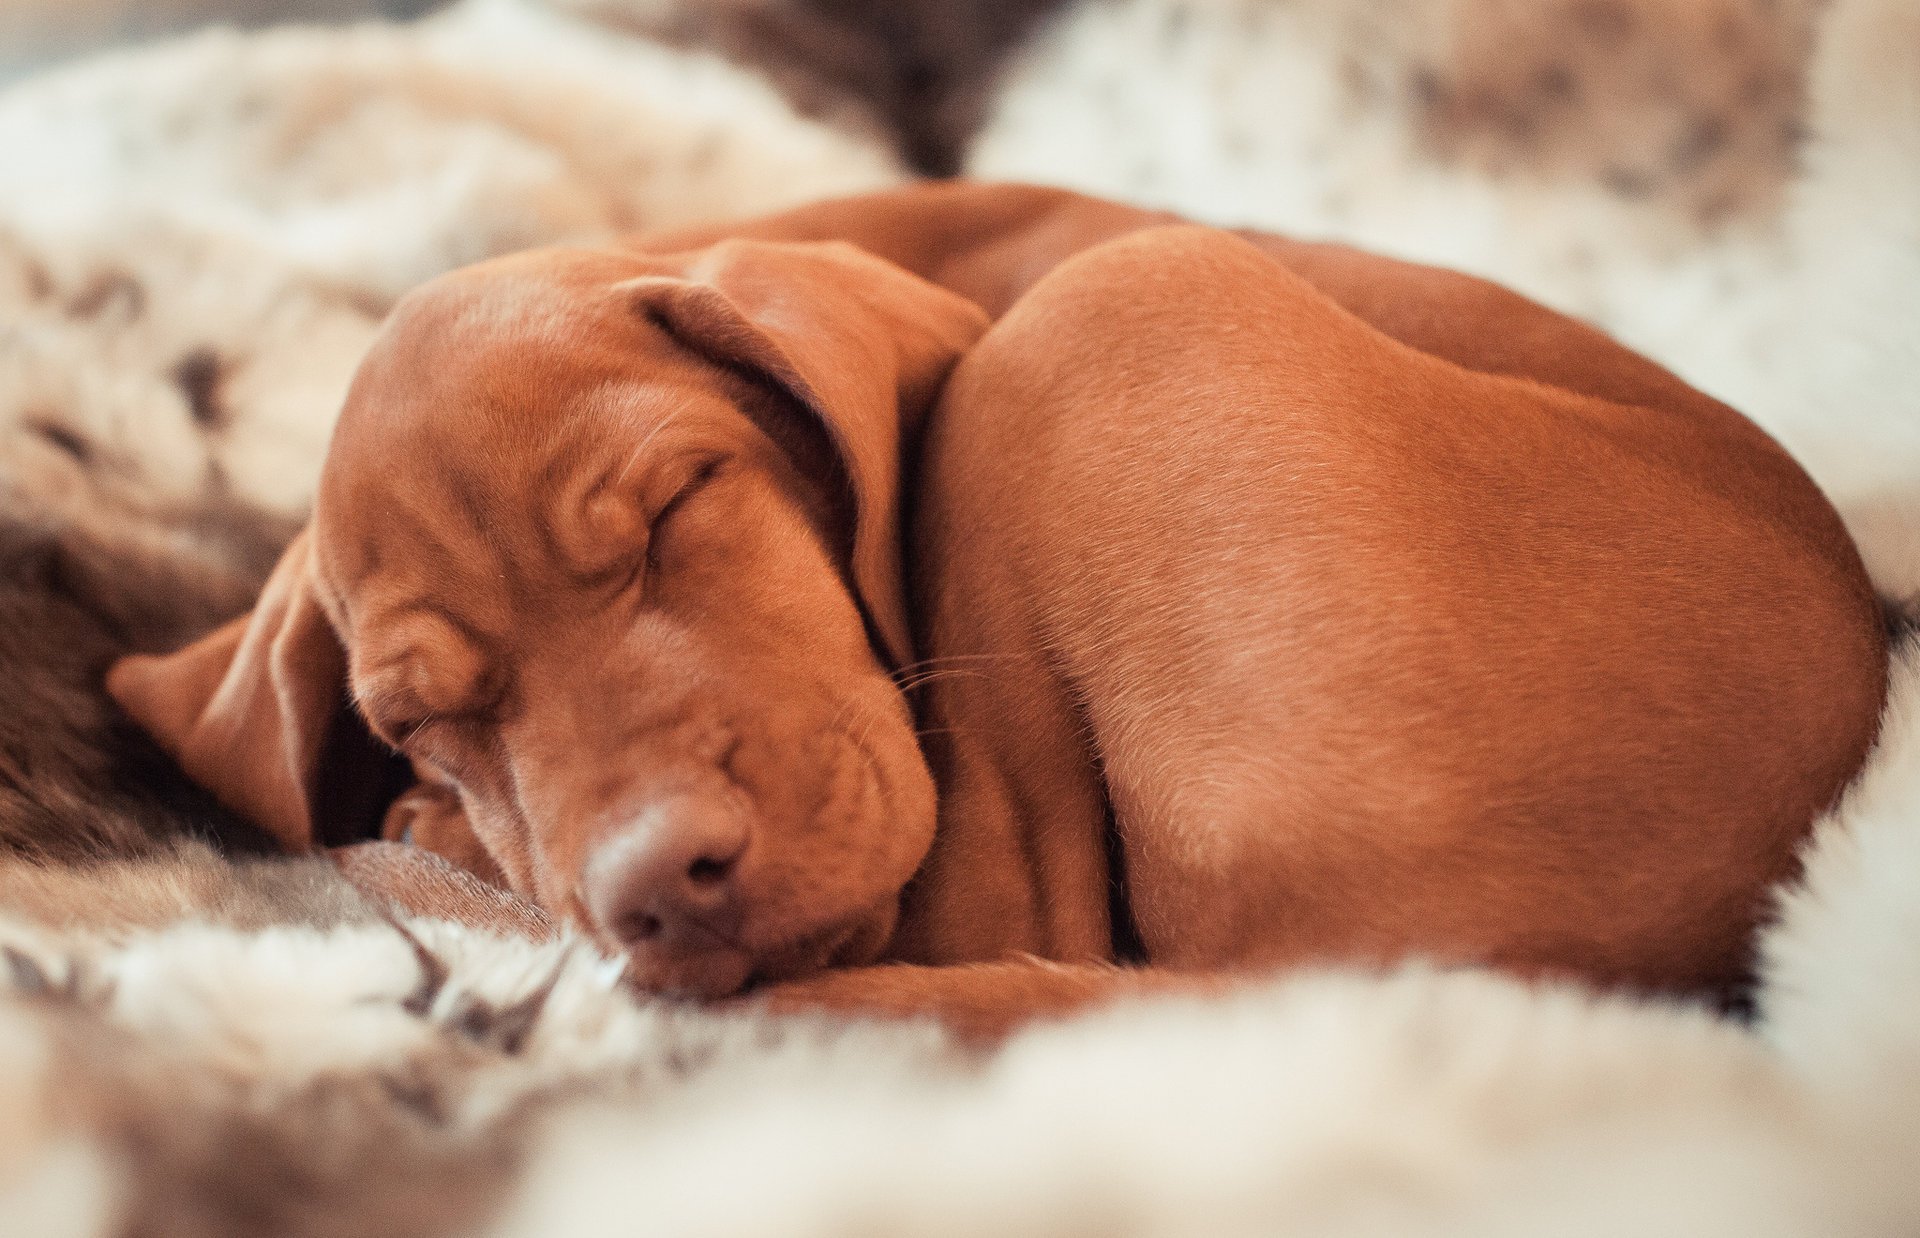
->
972, 0, 1920, 600
2, 0, 1919, 1234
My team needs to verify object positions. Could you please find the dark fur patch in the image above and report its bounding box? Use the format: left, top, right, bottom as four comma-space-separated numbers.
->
0, 440, 298, 863
574, 0, 1071, 174
1409, 0, 1814, 230
442, 951, 571, 1056
1602, 165, 1656, 197
4, 944, 54, 995
1535, 63, 1578, 102
22, 258, 54, 302
1884, 598, 1916, 645
25, 416, 94, 465
1669, 115, 1731, 172
66, 270, 147, 321
1571, 0, 1638, 43
172, 347, 229, 430
389, 913, 454, 1017
378, 1071, 453, 1126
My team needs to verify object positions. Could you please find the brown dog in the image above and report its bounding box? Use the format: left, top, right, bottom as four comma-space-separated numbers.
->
107, 183, 1887, 1039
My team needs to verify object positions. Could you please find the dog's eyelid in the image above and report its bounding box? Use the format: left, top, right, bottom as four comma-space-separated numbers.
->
611, 449, 734, 591
642, 454, 729, 574
387, 703, 502, 751
653, 453, 728, 517
359, 674, 504, 746
353, 682, 412, 737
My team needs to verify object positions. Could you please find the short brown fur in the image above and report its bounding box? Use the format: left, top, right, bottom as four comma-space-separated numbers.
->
110, 183, 1887, 1040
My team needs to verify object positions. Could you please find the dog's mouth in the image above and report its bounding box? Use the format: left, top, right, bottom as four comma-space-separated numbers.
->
613, 899, 894, 1001
567, 715, 921, 1001
624, 942, 757, 1000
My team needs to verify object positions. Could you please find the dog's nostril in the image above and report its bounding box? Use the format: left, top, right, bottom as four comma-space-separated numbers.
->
619, 911, 665, 943
582, 797, 749, 951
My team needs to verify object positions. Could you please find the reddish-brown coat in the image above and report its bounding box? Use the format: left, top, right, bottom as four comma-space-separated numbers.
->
109, 184, 1887, 1040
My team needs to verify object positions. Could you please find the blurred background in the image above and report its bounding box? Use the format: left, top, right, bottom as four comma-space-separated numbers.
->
0, 0, 441, 79
0, 0, 1060, 172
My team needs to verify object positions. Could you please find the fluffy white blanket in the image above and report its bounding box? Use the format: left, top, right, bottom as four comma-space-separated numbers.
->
2, 1, 1916, 1234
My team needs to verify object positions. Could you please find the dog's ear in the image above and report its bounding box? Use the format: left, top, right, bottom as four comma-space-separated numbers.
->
107, 529, 403, 852
624, 239, 990, 668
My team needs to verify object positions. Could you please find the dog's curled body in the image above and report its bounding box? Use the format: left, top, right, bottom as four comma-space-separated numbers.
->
109, 184, 1887, 1039
896, 222, 1880, 991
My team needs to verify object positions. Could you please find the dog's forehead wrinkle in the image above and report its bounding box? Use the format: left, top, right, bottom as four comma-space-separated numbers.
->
322, 476, 523, 655
351, 598, 501, 717
332, 386, 717, 652
608, 393, 688, 489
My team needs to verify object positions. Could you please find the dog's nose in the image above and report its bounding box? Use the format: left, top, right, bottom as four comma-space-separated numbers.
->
582, 796, 748, 953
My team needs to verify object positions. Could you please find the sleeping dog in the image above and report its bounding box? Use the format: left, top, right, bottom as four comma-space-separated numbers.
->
108, 183, 1887, 1039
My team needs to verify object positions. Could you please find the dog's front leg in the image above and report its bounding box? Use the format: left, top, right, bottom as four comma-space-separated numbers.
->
331, 841, 555, 940
736, 960, 1233, 1048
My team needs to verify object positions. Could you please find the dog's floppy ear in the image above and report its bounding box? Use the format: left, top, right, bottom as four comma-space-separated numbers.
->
107, 529, 402, 852
624, 239, 990, 668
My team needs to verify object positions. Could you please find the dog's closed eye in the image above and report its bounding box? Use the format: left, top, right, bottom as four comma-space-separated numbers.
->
402, 715, 495, 780
645, 455, 727, 573
352, 616, 499, 750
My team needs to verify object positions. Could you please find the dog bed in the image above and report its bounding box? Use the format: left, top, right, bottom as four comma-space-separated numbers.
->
1, 1, 1917, 1234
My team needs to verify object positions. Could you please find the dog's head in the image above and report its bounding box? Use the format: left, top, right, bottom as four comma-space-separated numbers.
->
107, 239, 989, 996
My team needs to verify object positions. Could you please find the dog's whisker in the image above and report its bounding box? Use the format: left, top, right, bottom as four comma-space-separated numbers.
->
889, 651, 1021, 670
911, 726, 978, 740
888, 652, 1028, 682
831, 689, 894, 761
824, 689, 865, 737
892, 667, 997, 693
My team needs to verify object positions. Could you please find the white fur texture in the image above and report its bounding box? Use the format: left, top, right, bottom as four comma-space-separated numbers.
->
3, 0, 1920, 1233
973, 0, 1920, 600
0, 0, 902, 517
